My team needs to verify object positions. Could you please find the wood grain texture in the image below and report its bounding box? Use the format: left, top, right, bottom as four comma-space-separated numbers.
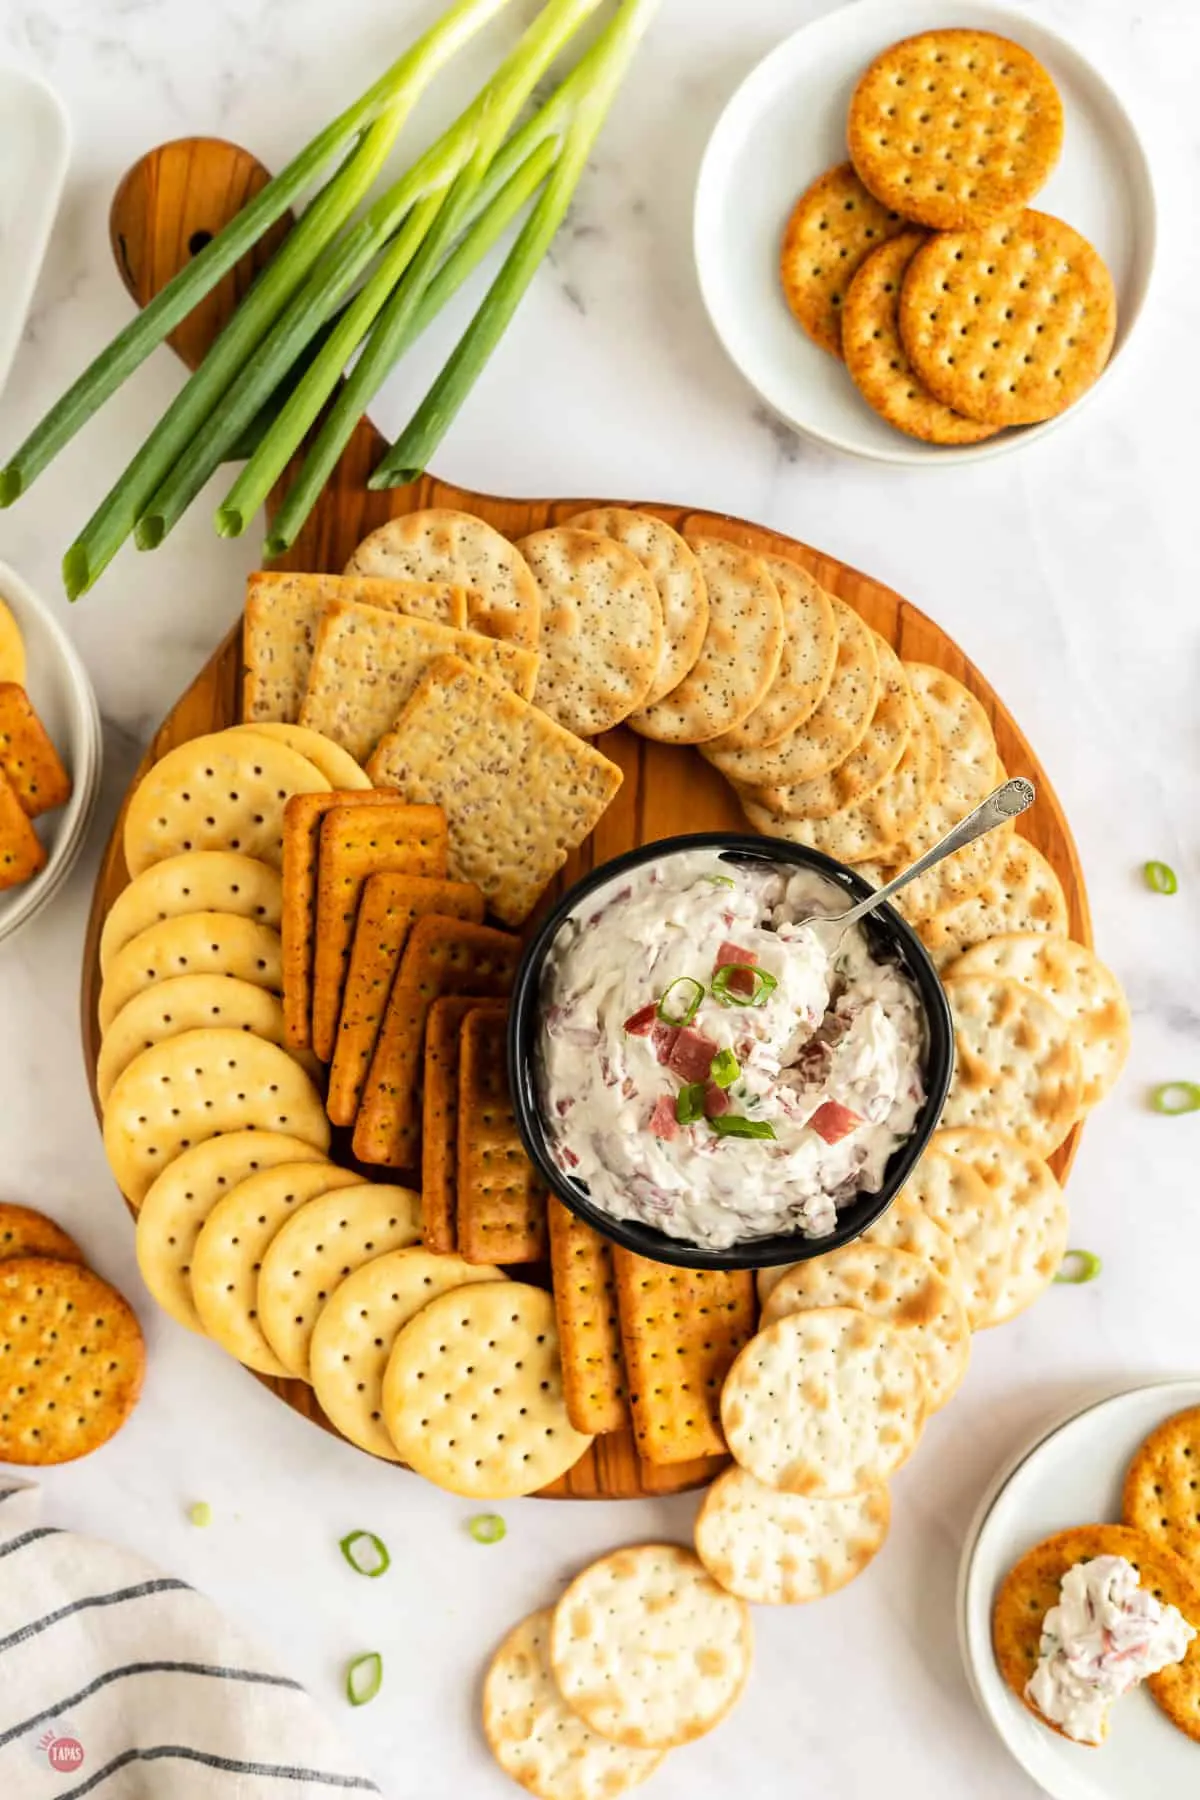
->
83, 138, 1090, 1501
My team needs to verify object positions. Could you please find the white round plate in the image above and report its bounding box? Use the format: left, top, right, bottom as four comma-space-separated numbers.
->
694, 0, 1157, 465
0, 560, 102, 944
958, 1379, 1200, 1798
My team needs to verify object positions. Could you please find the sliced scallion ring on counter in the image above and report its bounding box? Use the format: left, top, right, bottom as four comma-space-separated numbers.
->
188, 1501, 212, 1528
656, 976, 705, 1027
711, 964, 778, 1008
346, 1652, 383, 1706
709, 1115, 777, 1141
675, 1082, 707, 1126
1150, 1082, 1200, 1116
1055, 1249, 1102, 1285
1144, 861, 1178, 895
710, 1048, 740, 1089
468, 1513, 506, 1545
339, 1529, 391, 1578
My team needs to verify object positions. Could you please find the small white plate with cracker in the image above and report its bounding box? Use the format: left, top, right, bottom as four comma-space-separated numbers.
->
694, 0, 1156, 465
958, 1379, 1200, 1798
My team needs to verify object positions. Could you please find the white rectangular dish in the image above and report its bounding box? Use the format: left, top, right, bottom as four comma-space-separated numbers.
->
0, 65, 71, 402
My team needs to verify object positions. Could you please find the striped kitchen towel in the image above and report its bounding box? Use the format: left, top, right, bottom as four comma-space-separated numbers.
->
0, 1481, 380, 1798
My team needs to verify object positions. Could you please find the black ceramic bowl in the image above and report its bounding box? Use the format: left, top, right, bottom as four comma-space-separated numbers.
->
508, 832, 954, 1273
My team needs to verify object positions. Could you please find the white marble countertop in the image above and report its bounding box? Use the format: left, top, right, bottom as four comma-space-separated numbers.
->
1, 0, 1198, 1793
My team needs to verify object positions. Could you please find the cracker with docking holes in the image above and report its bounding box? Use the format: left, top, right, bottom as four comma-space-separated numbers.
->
0, 682, 71, 817
328, 874, 485, 1127
345, 508, 541, 649
483, 1606, 665, 1800
97, 911, 282, 1034
0, 1202, 84, 1266
550, 1543, 753, 1748
421, 997, 505, 1254
779, 162, 907, 356
613, 1250, 755, 1465
97, 974, 293, 1107
547, 1198, 629, 1437
311, 801, 449, 1062
756, 1183, 962, 1309
931, 1127, 1069, 1327
942, 973, 1082, 1158
917, 833, 1069, 969
99, 851, 282, 976
225, 721, 369, 792
103, 1028, 329, 1207
899, 212, 1116, 427
256, 1182, 422, 1382
309, 1248, 504, 1462
722, 1306, 925, 1497
366, 656, 623, 927
703, 556, 838, 754
695, 1464, 891, 1605
353, 917, 519, 1169
0, 1257, 145, 1464
457, 1006, 548, 1266
123, 729, 329, 876
568, 507, 709, 709
135, 1131, 329, 1331
0, 769, 46, 890
1124, 1408, 1200, 1572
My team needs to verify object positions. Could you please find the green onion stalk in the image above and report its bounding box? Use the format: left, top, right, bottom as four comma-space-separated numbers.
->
1, 0, 518, 520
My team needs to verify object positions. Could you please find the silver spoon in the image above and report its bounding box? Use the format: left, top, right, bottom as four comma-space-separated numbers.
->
799, 777, 1036, 940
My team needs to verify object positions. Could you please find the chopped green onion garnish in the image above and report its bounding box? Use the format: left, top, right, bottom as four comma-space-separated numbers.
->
705, 873, 736, 888
675, 1083, 707, 1125
1055, 1249, 1102, 1285
656, 976, 705, 1027
468, 1513, 507, 1544
346, 1652, 383, 1706
339, 1529, 391, 1578
711, 965, 778, 1008
1144, 861, 1178, 895
188, 1501, 212, 1528
709, 1115, 777, 1141
1151, 1082, 1200, 1115
710, 1048, 741, 1089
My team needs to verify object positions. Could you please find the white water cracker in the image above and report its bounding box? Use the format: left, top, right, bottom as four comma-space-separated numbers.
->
722, 1307, 925, 1497
97, 974, 291, 1106
483, 1607, 665, 1800
98, 912, 282, 1034
942, 972, 1082, 1158
256, 1183, 422, 1381
99, 851, 282, 976
917, 834, 1069, 969
135, 1131, 329, 1330
225, 722, 370, 792
932, 1128, 1069, 1327
694, 1464, 890, 1604
901, 1145, 1008, 1329
550, 1544, 753, 1748
309, 1249, 504, 1462
756, 1186, 961, 1311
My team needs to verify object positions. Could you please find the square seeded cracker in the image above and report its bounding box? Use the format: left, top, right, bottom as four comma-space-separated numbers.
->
366, 655, 624, 926
0, 683, 71, 819
456, 1006, 548, 1266
242, 571, 478, 724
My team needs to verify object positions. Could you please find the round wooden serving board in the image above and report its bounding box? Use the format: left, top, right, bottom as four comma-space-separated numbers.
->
82, 138, 1090, 1501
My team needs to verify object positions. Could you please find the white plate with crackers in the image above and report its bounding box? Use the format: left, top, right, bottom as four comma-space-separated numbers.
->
694, 0, 1156, 464
0, 559, 101, 944
958, 1379, 1200, 1797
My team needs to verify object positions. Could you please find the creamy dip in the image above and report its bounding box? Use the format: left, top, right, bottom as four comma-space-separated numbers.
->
1026, 1555, 1196, 1745
537, 849, 925, 1249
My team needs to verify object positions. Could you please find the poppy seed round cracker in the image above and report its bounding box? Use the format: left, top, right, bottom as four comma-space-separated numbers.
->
0, 1202, 84, 1267
703, 556, 838, 753
97, 974, 294, 1106
99, 851, 282, 977
942, 973, 1082, 1158
1124, 1407, 1200, 1572
518, 527, 663, 736
931, 1127, 1069, 1326
345, 508, 540, 648
97, 911, 283, 1034
888, 667, 1007, 917
569, 507, 709, 709
695, 1465, 890, 1605
917, 834, 1069, 969
779, 163, 906, 357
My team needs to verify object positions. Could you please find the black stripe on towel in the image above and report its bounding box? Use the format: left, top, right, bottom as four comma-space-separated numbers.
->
58, 1744, 380, 1798
0, 1525, 59, 1559
0, 1578, 189, 1654
0, 1658, 305, 1748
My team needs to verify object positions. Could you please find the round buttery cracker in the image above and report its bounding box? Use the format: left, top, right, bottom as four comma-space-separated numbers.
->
763, 1242, 970, 1412
103, 1028, 330, 1207
779, 163, 906, 356
899, 212, 1117, 427
135, 1131, 329, 1330
550, 1544, 752, 1749
848, 30, 1064, 231
931, 1128, 1069, 1327
97, 911, 282, 1034
257, 1182, 422, 1381
382, 1281, 592, 1495
917, 834, 1069, 969
842, 233, 1000, 444
309, 1249, 505, 1462
484, 1607, 664, 1800
190, 1162, 360, 1377
0, 1202, 84, 1266
942, 974, 1082, 1158
99, 851, 282, 976
0, 1257, 144, 1464
704, 557, 838, 753
695, 1465, 890, 1605
517, 527, 663, 736
345, 508, 540, 648
626, 537, 784, 744
946, 933, 1130, 1109
722, 1307, 925, 1497
569, 507, 709, 709
224, 722, 370, 791
1124, 1408, 1200, 1571
123, 729, 330, 876
97, 975, 292, 1106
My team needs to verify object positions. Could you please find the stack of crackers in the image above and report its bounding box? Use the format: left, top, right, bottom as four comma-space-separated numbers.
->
780, 28, 1116, 443
0, 1201, 144, 1464
0, 667, 72, 892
